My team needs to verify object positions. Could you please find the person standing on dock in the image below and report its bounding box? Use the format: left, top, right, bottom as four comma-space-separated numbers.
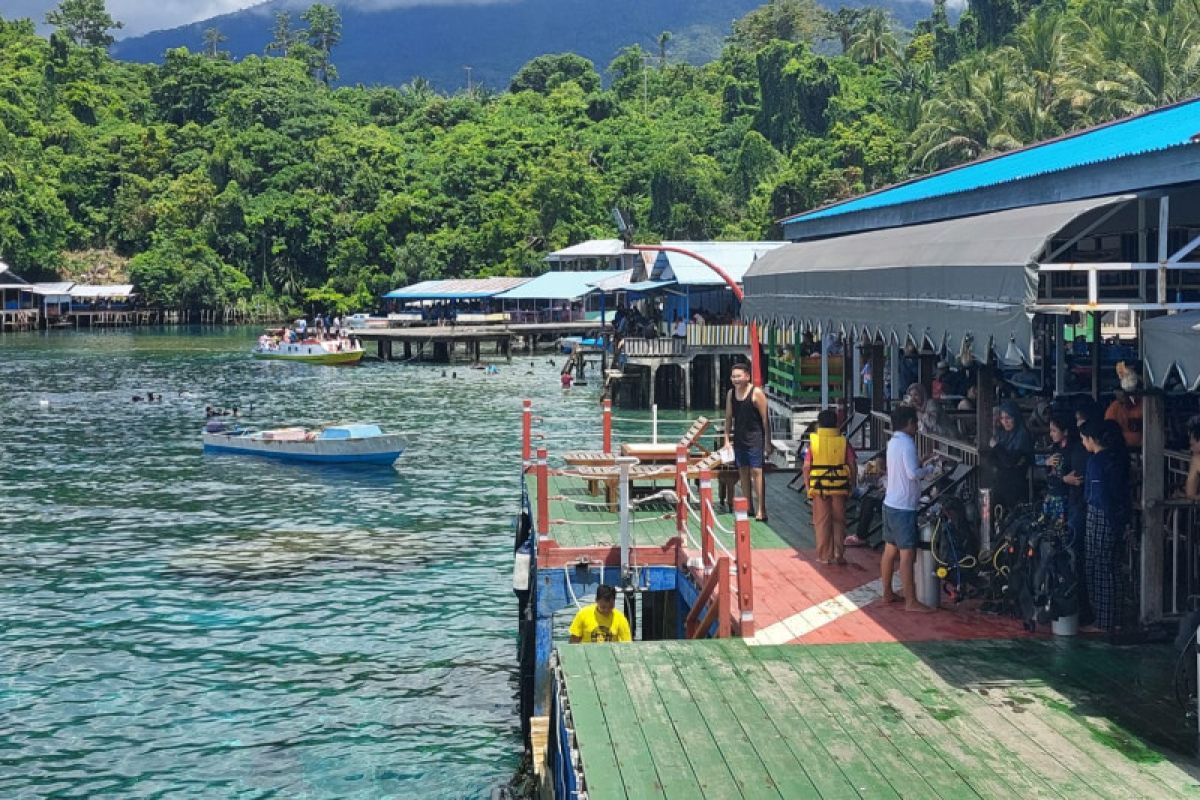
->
803, 409, 856, 564
568, 585, 632, 643
724, 362, 772, 522
881, 406, 937, 613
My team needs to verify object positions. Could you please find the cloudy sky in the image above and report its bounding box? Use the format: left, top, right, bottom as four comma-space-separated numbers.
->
6, 1, 515, 38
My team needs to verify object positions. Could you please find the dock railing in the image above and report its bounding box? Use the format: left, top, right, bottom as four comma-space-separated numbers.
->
622, 337, 685, 357
523, 398, 752, 637
686, 323, 749, 347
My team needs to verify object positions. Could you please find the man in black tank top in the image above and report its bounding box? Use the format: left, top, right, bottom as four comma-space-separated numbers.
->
723, 362, 772, 521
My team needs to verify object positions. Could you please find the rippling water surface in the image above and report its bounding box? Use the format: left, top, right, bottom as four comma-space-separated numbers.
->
0, 327, 601, 799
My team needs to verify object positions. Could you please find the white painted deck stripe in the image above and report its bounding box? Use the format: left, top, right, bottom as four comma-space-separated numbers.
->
745, 578, 889, 646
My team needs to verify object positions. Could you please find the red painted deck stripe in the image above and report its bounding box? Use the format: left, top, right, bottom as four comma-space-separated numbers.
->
751, 544, 1034, 645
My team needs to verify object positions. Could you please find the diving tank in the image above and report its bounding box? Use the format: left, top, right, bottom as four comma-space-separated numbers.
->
916, 517, 941, 608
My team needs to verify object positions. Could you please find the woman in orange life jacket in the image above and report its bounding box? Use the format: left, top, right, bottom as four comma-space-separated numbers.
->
802, 409, 857, 565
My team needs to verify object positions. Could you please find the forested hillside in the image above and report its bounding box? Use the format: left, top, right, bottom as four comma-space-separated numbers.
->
2, 0, 1199, 314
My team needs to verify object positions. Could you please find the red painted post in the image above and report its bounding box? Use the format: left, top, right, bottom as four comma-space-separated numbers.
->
522, 399, 532, 468
699, 468, 714, 572
717, 555, 731, 638
536, 447, 550, 536
734, 495, 755, 637
602, 398, 612, 455
675, 443, 688, 538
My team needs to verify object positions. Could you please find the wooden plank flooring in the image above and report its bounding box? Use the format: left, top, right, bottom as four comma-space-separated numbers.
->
560, 640, 1200, 799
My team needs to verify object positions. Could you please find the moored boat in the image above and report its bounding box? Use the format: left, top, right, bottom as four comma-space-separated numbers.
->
202, 423, 406, 464
252, 338, 364, 364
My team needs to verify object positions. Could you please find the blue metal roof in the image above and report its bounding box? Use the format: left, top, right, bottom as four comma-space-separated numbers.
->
383, 277, 528, 300
494, 271, 626, 301
784, 98, 1200, 225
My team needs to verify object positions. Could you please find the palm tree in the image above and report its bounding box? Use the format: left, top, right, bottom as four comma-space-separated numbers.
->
657, 31, 672, 70
911, 59, 1021, 170
202, 27, 227, 59
1009, 8, 1089, 128
846, 9, 898, 65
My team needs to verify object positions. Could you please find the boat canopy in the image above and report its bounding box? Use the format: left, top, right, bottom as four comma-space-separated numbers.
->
318, 424, 383, 440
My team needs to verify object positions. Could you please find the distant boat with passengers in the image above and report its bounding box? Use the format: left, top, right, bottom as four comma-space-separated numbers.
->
253, 327, 364, 364
202, 423, 406, 464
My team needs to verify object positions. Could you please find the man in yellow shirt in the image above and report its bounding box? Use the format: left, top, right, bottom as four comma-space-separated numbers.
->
568, 584, 632, 643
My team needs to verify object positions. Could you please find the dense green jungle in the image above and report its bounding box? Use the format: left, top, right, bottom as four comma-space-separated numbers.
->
2, 0, 1199, 315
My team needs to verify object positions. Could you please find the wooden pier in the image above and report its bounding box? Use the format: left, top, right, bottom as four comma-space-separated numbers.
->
351, 320, 609, 362
517, 399, 1200, 799
553, 638, 1200, 799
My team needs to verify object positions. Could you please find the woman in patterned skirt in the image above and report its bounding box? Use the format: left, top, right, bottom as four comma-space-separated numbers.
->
1079, 419, 1131, 633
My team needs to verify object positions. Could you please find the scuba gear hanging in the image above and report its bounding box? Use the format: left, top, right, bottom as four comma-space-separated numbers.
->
929, 496, 979, 604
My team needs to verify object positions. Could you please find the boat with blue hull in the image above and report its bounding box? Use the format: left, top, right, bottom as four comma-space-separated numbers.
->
202, 423, 406, 464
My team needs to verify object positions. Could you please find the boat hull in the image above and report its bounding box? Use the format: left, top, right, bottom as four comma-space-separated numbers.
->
253, 348, 364, 365
202, 432, 405, 464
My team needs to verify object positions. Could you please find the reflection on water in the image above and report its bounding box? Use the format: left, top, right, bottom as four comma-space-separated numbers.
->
0, 327, 603, 799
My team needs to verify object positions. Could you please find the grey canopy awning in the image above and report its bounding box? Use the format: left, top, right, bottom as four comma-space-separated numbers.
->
743, 195, 1133, 361
1142, 311, 1200, 390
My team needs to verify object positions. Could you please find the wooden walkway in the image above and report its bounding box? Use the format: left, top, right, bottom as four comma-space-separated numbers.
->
538, 465, 1200, 796
559, 638, 1200, 799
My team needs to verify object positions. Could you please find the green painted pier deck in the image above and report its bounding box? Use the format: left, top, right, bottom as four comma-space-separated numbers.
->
528, 468, 1200, 798
556, 638, 1200, 799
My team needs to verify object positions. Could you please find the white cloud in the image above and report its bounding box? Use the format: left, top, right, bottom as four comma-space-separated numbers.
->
5, 1, 262, 37
5, 0, 517, 37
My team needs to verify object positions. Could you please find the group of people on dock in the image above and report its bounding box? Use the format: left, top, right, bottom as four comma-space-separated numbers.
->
563, 358, 1200, 645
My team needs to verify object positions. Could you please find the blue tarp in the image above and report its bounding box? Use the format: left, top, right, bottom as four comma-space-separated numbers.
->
494, 271, 626, 301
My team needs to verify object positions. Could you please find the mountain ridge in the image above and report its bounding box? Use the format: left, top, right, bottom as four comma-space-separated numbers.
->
111, 0, 941, 90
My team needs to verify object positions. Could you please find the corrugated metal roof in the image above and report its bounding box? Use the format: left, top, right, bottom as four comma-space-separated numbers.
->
30, 282, 75, 296
545, 239, 635, 260
495, 271, 625, 301
383, 277, 529, 300
652, 242, 787, 285
71, 284, 133, 298
785, 97, 1200, 225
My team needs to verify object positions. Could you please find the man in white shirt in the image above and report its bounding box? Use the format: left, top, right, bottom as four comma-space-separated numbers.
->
881, 406, 938, 612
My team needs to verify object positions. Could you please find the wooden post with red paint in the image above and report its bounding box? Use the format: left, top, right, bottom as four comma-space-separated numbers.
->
675, 443, 688, 538
602, 398, 612, 455
717, 555, 731, 638
733, 495, 754, 636
536, 447, 550, 536
699, 468, 714, 573
522, 399, 532, 469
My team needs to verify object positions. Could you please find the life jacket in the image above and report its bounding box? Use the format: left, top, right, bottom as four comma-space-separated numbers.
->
808, 427, 850, 497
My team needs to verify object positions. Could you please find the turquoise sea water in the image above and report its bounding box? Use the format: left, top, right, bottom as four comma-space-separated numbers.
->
0, 327, 601, 799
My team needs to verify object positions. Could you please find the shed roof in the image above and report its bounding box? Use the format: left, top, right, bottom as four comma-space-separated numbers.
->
495, 270, 626, 301
30, 282, 75, 296
649, 241, 788, 285
383, 277, 529, 300
70, 284, 134, 299
545, 239, 636, 261
784, 97, 1200, 229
